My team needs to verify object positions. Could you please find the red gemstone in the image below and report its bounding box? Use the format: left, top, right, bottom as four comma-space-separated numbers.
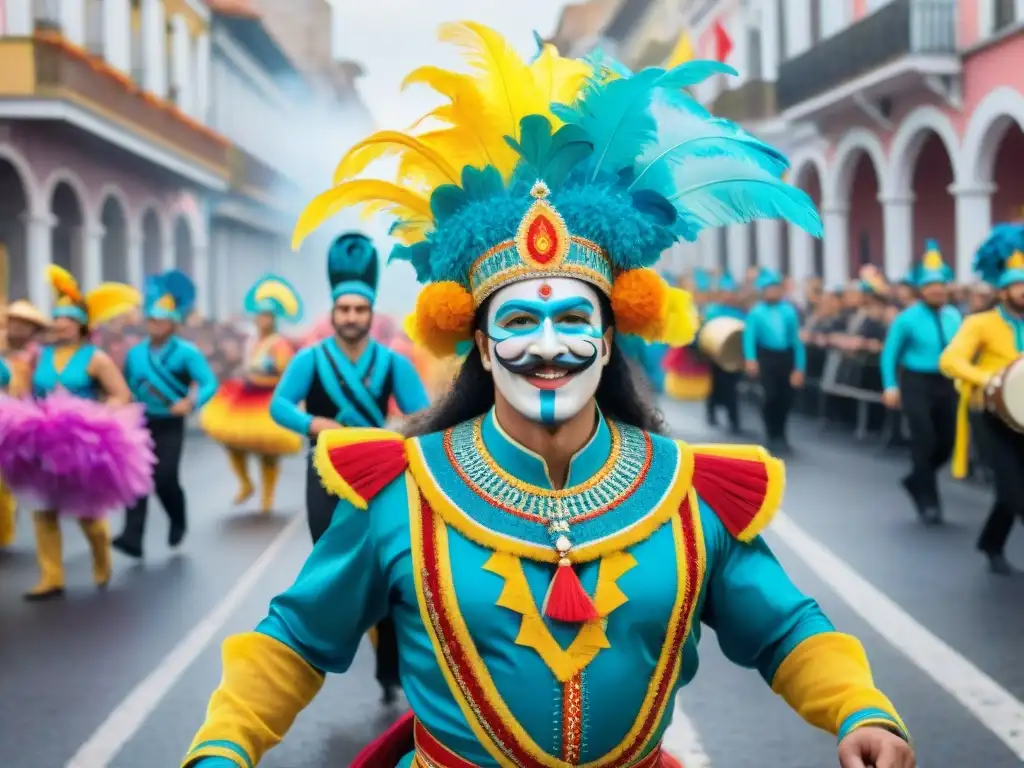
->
538, 284, 552, 299
526, 215, 558, 264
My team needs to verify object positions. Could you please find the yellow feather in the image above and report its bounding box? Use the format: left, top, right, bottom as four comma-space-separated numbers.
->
46, 264, 82, 303
292, 180, 432, 251
255, 281, 300, 316
922, 250, 943, 271
398, 129, 482, 187
85, 283, 141, 326
437, 21, 549, 145
390, 219, 432, 245
333, 131, 461, 186
530, 42, 592, 106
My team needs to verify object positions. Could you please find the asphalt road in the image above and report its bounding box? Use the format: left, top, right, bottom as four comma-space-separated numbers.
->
0, 408, 1021, 768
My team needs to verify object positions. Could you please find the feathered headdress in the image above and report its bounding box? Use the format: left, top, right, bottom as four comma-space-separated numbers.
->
144, 269, 196, 322
47, 265, 139, 327
859, 265, 888, 296
973, 223, 1024, 288
244, 274, 304, 322
292, 22, 822, 357
716, 270, 737, 292
692, 268, 711, 293
754, 267, 782, 292
327, 233, 379, 303
912, 239, 953, 287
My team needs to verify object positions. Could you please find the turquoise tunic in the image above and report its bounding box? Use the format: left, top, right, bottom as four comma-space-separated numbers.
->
32, 345, 100, 399
880, 302, 963, 390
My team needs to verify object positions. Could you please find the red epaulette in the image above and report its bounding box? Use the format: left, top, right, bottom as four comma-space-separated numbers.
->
688, 444, 785, 541
313, 428, 409, 510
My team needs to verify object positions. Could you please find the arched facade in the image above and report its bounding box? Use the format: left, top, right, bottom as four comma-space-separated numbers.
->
99, 189, 130, 282
960, 87, 1024, 187
0, 143, 39, 302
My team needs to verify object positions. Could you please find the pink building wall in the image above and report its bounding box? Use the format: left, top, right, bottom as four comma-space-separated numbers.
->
910, 134, 956, 263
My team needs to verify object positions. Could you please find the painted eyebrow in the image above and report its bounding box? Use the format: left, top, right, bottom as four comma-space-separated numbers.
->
494, 297, 595, 322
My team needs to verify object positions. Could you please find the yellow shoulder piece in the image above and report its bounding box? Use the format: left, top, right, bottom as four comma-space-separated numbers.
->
313, 427, 407, 510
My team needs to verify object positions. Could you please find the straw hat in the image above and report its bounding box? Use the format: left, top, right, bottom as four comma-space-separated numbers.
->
4, 300, 49, 327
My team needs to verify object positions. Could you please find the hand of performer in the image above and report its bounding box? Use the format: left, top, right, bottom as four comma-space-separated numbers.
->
837, 726, 915, 768
309, 416, 344, 437
882, 388, 901, 409
789, 370, 805, 388
745, 360, 759, 378
169, 397, 194, 417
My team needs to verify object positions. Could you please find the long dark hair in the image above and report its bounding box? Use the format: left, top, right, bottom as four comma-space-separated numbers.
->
405, 296, 665, 436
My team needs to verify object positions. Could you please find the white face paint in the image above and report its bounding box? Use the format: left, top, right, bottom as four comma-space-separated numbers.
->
483, 277, 610, 425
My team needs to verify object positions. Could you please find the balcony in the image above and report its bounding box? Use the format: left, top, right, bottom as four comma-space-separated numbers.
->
0, 33, 230, 186
776, 0, 958, 117
711, 80, 777, 124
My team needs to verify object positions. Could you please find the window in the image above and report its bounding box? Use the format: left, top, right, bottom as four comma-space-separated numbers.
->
717, 228, 729, 272
994, 0, 1016, 31
779, 224, 791, 276
746, 225, 758, 268
747, 27, 762, 81
775, 0, 788, 62
809, 0, 822, 44
85, 0, 103, 56
858, 231, 872, 266
812, 238, 824, 278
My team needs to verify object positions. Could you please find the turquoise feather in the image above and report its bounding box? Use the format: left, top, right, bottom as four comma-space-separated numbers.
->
973, 222, 1024, 284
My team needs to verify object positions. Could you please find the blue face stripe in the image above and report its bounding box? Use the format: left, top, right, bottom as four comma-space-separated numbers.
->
494, 296, 594, 323
491, 297, 600, 342
540, 389, 556, 425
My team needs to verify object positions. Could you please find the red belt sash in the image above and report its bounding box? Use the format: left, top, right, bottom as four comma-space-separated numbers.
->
414, 719, 672, 768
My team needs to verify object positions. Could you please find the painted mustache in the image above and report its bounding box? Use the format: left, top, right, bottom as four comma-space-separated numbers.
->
493, 345, 598, 377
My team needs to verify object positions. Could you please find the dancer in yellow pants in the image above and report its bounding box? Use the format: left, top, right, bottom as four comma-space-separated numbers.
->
200, 275, 303, 513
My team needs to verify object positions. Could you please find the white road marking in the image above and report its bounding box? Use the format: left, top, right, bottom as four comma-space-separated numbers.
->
66, 515, 304, 768
663, 703, 712, 767
769, 512, 1024, 761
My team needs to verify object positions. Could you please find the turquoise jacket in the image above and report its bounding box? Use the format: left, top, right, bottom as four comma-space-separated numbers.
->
33, 345, 100, 399
184, 410, 907, 768
124, 337, 218, 417
743, 301, 806, 372
880, 303, 962, 390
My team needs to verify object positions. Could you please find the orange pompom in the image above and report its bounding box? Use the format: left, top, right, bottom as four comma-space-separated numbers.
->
611, 269, 667, 337
411, 281, 474, 357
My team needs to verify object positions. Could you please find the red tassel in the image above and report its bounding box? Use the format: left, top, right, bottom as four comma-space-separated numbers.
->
543, 559, 599, 623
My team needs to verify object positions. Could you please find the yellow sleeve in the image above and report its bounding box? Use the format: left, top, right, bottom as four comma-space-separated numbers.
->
181, 632, 325, 767
770, 632, 909, 743
939, 315, 990, 388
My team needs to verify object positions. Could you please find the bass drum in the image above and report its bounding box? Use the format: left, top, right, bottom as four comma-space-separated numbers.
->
985, 357, 1024, 433
697, 316, 745, 373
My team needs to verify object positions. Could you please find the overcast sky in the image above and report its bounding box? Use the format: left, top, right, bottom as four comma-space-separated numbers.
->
322, 1, 571, 314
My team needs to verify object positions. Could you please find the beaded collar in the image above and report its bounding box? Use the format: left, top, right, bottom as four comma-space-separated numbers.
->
407, 410, 693, 563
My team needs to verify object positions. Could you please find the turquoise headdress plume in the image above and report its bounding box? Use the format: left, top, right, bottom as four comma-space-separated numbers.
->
244, 274, 304, 322
327, 232, 379, 303
912, 239, 953, 287
973, 222, 1024, 288
47, 264, 139, 327
145, 269, 195, 322
717, 271, 737, 292
754, 267, 782, 292
291, 22, 822, 357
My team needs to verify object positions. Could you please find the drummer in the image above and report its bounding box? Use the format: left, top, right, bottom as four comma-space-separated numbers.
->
881, 241, 961, 524
704, 270, 746, 432
939, 224, 1024, 575
743, 267, 805, 454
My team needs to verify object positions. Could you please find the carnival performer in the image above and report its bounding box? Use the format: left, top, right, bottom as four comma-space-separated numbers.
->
704, 270, 746, 432
269, 232, 430, 705
743, 267, 805, 454
200, 275, 303, 513
940, 223, 1024, 575
881, 241, 961, 525
113, 270, 218, 560
0, 267, 152, 601
181, 26, 914, 768
0, 299, 47, 547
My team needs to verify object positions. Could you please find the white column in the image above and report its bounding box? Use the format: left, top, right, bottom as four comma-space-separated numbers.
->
141, 0, 168, 97
5, 0, 32, 36
880, 194, 914, 281
756, 219, 781, 271
60, 0, 86, 46
170, 17, 194, 114
80, 223, 104, 291
822, 204, 850, 288
194, 32, 211, 123
951, 182, 993, 284
162, 232, 175, 270
212, 224, 231, 321
759, 0, 780, 80
789, 223, 813, 285
102, 0, 131, 73
25, 212, 55, 315
726, 14, 750, 85
192, 242, 210, 317
785, 0, 812, 58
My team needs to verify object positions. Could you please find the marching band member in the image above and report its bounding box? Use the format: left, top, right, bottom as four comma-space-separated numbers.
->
0, 299, 47, 547
113, 270, 218, 560
201, 275, 304, 513
704, 270, 746, 433
181, 29, 912, 768
269, 232, 429, 705
0, 267, 152, 600
881, 242, 961, 524
940, 223, 1024, 575
744, 267, 805, 454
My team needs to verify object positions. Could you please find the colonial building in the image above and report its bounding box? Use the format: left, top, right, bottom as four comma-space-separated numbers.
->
680, 0, 1024, 288
0, 0, 225, 314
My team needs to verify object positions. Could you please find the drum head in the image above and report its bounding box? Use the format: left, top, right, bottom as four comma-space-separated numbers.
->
1001, 360, 1024, 427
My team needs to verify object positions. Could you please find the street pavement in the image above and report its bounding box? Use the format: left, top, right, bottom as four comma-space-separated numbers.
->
0, 407, 1022, 768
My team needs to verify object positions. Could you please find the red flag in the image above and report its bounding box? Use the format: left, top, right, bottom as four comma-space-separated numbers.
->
712, 20, 733, 63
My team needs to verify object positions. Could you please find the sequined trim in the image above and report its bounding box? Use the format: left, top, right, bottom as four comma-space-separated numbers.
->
445, 417, 651, 524
562, 674, 583, 763
408, 475, 706, 768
